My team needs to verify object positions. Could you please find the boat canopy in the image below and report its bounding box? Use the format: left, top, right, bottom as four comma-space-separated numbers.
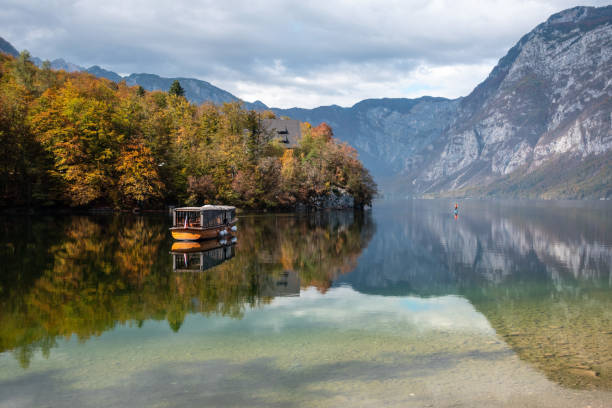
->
172, 205, 236, 228
174, 205, 236, 212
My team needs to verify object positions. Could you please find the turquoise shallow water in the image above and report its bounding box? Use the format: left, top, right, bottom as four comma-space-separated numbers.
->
0, 200, 611, 407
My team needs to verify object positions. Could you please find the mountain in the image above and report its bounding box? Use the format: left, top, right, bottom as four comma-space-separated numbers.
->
416, 5, 612, 198
27, 56, 85, 72
48, 58, 84, 72
123, 73, 243, 106
81, 69, 266, 110
0, 37, 18, 56
271, 97, 460, 181
105, 72, 265, 110
0, 37, 265, 110
85, 65, 123, 82
84, 67, 267, 108
273, 6, 612, 198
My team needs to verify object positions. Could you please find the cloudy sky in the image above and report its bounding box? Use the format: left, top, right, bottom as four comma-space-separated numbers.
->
1, 0, 609, 108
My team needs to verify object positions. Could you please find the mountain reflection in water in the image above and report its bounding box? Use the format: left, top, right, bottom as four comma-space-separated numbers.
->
336, 200, 612, 391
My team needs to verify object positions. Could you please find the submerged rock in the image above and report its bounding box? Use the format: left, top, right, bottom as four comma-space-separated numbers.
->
295, 188, 357, 211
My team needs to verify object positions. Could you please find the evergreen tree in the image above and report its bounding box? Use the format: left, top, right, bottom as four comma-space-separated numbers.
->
168, 80, 185, 97
14, 51, 36, 91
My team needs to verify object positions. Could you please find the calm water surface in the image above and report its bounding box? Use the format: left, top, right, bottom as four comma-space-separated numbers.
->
0, 200, 611, 407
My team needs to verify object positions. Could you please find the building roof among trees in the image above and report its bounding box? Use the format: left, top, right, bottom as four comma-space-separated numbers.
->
262, 118, 301, 148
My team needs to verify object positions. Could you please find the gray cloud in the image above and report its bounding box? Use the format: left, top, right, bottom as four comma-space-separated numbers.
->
1, 0, 610, 107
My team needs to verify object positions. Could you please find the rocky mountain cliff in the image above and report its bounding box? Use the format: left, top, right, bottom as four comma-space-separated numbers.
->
271, 97, 460, 178
418, 5, 612, 198
273, 6, 612, 198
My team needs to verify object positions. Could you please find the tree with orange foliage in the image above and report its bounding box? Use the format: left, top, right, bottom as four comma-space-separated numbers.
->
117, 142, 164, 205
311, 122, 333, 141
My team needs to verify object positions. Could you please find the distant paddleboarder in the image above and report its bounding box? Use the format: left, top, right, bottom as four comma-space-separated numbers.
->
454, 202, 458, 219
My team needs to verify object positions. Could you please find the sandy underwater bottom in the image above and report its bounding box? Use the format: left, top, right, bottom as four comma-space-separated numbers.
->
0, 288, 610, 408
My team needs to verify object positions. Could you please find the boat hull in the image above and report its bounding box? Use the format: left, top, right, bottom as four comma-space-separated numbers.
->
170, 222, 236, 241
171, 239, 235, 253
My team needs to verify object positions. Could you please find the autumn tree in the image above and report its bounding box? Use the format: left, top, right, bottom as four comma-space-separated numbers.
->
261, 110, 276, 119
31, 80, 120, 206
0, 60, 50, 206
117, 141, 164, 205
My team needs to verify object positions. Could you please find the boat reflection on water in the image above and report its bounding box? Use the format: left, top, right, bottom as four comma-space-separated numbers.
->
171, 238, 236, 273
0, 211, 374, 368
170, 236, 300, 296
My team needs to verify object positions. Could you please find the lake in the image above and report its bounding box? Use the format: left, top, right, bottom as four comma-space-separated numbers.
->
0, 200, 611, 407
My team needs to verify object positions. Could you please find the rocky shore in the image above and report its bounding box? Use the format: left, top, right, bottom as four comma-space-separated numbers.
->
295, 188, 358, 211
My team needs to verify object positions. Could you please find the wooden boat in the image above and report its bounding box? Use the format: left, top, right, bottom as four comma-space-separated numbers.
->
170, 205, 237, 241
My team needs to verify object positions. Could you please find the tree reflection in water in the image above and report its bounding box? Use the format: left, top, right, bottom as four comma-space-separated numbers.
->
0, 211, 374, 367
